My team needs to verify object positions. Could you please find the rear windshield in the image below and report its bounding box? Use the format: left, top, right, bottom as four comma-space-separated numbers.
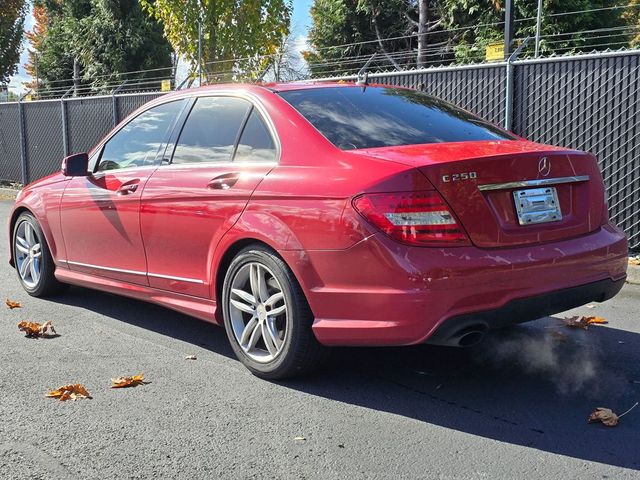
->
279, 86, 514, 150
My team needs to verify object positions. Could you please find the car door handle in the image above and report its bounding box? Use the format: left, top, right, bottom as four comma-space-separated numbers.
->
116, 182, 139, 195
207, 173, 240, 190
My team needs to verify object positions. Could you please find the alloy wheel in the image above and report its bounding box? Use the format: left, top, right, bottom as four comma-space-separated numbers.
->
228, 262, 288, 363
15, 221, 42, 289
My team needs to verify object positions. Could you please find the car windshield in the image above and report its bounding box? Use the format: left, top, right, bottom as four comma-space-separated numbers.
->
279, 86, 515, 150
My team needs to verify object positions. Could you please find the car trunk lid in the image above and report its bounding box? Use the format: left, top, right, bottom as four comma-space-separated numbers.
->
349, 140, 605, 248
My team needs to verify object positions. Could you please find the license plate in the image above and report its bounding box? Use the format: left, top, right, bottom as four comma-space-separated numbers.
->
513, 187, 562, 225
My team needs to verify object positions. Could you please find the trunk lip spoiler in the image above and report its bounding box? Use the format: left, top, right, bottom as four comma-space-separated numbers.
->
477, 175, 590, 192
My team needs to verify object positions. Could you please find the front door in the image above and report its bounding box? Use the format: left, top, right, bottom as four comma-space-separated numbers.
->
60, 99, 185, 285
141, 96, 278, 298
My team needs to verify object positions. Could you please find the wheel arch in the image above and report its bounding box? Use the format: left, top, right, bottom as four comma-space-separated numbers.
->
212, 237, 319, 324
8, 206, 36, 267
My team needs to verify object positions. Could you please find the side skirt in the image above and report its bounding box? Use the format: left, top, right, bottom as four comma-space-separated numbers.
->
55, 268, 220, 325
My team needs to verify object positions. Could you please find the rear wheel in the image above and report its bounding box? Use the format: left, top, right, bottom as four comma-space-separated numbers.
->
222, 245, 326, 379
13, 213, 66, 297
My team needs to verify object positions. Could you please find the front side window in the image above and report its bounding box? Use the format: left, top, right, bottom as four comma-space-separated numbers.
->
97, 100, 184, 172
172, 96, 252, 164
234, 110, 277, 162
279, 86, 515, 150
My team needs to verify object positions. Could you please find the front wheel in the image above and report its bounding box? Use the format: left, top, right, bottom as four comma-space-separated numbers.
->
13, 212, 66, 297
222, 245, 326, 379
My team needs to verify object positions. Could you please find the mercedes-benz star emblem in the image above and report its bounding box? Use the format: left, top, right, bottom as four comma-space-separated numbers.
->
538, 157, 551, 177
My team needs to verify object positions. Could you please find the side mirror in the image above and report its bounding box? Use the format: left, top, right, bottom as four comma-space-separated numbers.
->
62, 152, 89, 177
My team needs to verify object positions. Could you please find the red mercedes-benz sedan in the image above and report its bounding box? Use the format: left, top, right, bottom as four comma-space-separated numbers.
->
8, 83, 628, 378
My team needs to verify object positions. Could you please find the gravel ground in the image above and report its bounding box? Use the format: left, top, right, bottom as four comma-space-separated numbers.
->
0, 199, 639, 480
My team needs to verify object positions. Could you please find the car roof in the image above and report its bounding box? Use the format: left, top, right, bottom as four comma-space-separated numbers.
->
162, 81, 391, 98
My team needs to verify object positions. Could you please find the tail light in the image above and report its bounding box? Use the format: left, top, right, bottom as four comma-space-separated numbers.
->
352, 191, 470, 246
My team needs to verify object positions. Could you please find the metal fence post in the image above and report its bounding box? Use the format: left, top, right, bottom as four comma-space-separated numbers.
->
60, 87, 73, 157
504, 37, 531, 131
112, 80, 128, 126
17, 91, 31, 185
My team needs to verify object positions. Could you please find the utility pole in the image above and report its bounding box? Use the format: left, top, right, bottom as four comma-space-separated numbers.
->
504, 0, 515, 59
417, 0, 428, 68
73, 58, 80, 96
534, 0, 543, 57
198, 0, 203, 86
34, 54, 39, 99
198, 19, 203, 86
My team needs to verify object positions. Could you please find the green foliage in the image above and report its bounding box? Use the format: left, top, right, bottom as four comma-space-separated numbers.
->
623, 0, 640, 47
437, 0, 630, 62
140, 0, 292, 81
0, 0, 27, 84
306, 0, 413, 77
34, 0, 173, 92
307, 0, 634, 74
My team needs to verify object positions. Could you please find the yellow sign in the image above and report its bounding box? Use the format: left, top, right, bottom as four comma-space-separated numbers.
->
485, 43, 504, 62
161, 79, 171, 92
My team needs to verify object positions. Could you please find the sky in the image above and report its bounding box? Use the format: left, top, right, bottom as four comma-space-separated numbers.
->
8, 0, 314, 94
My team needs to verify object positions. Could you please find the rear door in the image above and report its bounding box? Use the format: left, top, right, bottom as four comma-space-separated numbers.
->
140, 95, 277, 298
60, 99, 185, 285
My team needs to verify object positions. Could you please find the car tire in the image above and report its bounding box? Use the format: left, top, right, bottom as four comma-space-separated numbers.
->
222, 245, 327, 379
12, 212, 66, 297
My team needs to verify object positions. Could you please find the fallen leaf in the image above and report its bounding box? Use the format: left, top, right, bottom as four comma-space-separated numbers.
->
294, 436, 306, 441
6, 299, 21, 309
18, 320, 57, 338
629, 257, 640, 266
563, 316, 608, 330
46, 384, 92, 401
588, 408, 619, 426
588, 402, 638, 427
111, 374, 147, 388
185, 355, 197, 360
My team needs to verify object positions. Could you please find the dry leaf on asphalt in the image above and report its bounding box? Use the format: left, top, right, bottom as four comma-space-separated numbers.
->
111, 374, 147, 388
18, 320, 57, 338
6, 299, 22, 309
588, 402, 638, 427
588, 408, 619, 426
629, 257, 640, 266
185, 355, 197, 360
46, 384, 92, 401
563, 316, 608, 329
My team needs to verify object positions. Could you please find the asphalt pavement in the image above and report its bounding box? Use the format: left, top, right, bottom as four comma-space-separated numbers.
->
1, 199, 639, 480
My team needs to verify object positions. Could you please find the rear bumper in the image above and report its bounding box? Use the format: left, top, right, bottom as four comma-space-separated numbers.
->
283, 222, 628, 346
425, 277, 625, 346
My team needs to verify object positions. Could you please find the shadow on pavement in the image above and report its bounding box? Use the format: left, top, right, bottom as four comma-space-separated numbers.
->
50, 285, 235, 359
49, 286, 639, 470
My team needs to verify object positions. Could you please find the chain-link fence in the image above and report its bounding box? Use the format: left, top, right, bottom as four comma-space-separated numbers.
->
0, 50, 638, 248
0, 92, 163, 187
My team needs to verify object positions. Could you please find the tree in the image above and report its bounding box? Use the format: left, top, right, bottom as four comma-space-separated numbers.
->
305, 0, 452, 77
623, 0, 640, 47
0, 0, 27, 84
305, 0, 414, 77
29, 0, 174, 94
24, 4, 49, 90
264, 34, 308, 82
437, 0, 630, 62
140, 0, 292, 81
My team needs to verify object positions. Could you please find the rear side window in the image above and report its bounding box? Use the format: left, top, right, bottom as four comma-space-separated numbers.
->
234, 110, 277, 162
97, 100, 184, 172
279, 87, 514, 150
172, 96, 251, 164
